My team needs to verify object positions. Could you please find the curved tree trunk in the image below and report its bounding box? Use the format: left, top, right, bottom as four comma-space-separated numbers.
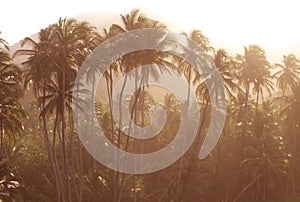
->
175, 66, 192, 201
118, 74, 144, 202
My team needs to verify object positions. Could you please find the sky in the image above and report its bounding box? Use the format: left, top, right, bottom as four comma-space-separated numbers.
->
1, 0, 300, 63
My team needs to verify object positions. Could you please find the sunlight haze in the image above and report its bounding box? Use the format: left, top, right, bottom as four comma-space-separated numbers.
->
2, 0, 300, 62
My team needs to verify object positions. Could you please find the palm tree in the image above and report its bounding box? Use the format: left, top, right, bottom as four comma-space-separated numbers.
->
13, 27, 65, 201
213, 49, 240, 101
0, 97, 26, 156
15, 18, 99, 202
237, 45, 272, 111
274, 54, 300, 110
279, 82, 300, 195
0, 36, 25, 202
0, 34, 25, 157
230, 92, 255, 124
0, 32, 9, 50
44, 18, 98, 202
235, 45, 271, 142
170, 29, 213, 201
104, 9, 171, 202
0, 36, 21, 99
234, 103, 288, 201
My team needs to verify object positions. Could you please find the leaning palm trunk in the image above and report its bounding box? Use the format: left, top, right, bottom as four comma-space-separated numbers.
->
233, 172, 263, 202
158, 97, 210, 202
182, 95, 210, 196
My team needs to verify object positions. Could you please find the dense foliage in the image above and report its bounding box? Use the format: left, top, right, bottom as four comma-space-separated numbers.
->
1, 9, 300, 202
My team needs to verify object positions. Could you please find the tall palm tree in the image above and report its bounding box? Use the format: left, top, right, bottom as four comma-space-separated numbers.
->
105, 9, 171, 202
171, 29, 213, 201
274, 54, 300, 110
13, 27, 65, 201
15, 18, 99, 202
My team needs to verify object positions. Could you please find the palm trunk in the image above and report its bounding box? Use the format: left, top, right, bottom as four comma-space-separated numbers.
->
41, 85, 64, 201
105, 70, 117, 202
43, 113, 64, 202
113, 72, 128, 202
68, 111, 80, 202
242, 82, 250, 147
75, 80, 83, 202
182, 96, 210, 197
133, 69, 139, 202
0, 119, 3, 158
138, 84, 146, 202
61, 66, 72, 202
255, 89, 259, 111
175, 66, 192, 201
118, 75, 144, 202
233, 172, 263, 202
53, 107, 59, 151
280, 84, 287, 111
91, 76, 96, 170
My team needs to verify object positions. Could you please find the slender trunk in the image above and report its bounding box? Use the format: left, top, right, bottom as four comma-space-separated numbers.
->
61, 66, 72, 202
109, 68, 114, 141
53, 107, 59, 152
105, 70, 117, 202
52, 106, 68, 201
75, 80, 83, 202
69, 112, 80, 202
280, 84, 287, 111
106, 74, 115, 201
41, 85, 65, 202
255, 89, 259, 111
175, 66, 192, 201
182, 97, 210, 196
138, 84, 145, 202
233, 172, 263, 202
43, 113, 63, 202
113, 72, 128, 202
118, 75, 144, 202
133, 69, 139, 202
244, 82, 250, 124
242, 82, 250, 146
0, 119, 3, 158
91, 76, 96, 170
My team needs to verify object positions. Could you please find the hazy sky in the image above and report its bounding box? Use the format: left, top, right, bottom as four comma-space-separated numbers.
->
2, 0, 300, 62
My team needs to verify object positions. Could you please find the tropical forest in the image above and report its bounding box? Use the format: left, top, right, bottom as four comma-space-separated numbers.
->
1, 9, 300, 202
